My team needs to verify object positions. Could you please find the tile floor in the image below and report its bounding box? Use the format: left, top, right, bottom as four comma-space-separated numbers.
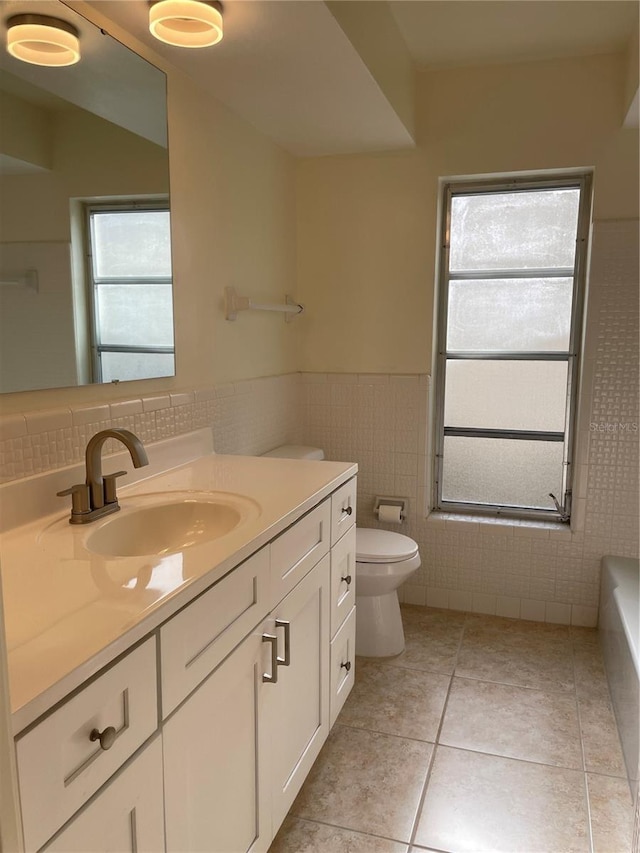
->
269, 606, 635, 853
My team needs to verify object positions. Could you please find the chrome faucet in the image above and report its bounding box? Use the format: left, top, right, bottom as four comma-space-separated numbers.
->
57, 429, 149, 524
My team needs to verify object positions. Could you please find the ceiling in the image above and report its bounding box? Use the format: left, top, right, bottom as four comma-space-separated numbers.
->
75, 1, 640, 155
390, 1, 638, 69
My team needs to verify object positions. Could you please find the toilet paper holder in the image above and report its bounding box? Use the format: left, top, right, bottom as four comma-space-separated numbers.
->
373, 496, 408, 522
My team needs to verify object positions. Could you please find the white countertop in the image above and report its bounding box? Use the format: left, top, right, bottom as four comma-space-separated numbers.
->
1, 445, 356, 733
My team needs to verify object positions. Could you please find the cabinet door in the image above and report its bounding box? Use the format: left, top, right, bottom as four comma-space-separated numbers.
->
163, 630, 270, 853
42, 738, 164, 853
267, 554, 330, 833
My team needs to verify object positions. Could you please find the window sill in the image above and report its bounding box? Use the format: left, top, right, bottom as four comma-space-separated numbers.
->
426, 510, 574, 538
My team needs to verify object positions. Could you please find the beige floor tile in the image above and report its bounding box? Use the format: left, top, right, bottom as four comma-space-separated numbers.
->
570, 626, 600, 647
578, 694, 627, 776
269, 817, 409, 853
291, 724, 432, 843
338, 659, 450, 742
414, 746, 590, 853
440, 677, 583, 769
587, 773, 634, 853
456, 615, 575, 692
383, 607, 465, 675
573, 643, 612, 700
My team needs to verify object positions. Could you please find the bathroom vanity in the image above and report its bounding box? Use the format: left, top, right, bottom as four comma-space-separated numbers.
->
0, 430, 357, 852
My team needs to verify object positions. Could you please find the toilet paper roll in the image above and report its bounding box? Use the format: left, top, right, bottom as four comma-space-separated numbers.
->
378, 504, 402, 524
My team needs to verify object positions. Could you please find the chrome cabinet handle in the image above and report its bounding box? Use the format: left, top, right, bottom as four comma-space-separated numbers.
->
275, 619, 291, 667
340, 574, 352, 586
341, 505, 353, 516
90, 726, 117, 751
340, 661, 352, 672
262, 633, 278, 683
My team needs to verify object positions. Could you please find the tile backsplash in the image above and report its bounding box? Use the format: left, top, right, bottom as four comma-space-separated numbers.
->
1, 222, 637, 627
0, 373, 302, 483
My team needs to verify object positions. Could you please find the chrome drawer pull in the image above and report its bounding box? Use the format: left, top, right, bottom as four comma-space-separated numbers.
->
89, 726, 117, 751
275, 619, 291, 667
341, 505, 353, 516
262, 633, 278, 683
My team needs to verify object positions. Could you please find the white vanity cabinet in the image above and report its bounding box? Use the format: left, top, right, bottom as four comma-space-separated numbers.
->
163, 628, 270, 853
162, 509, 334, 852
14, 474, 357, 853
16, 638, 158, 853
41, 738, 165, 853
266, 554, 330, 831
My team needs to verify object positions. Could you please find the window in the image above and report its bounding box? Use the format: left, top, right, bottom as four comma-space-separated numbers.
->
86, 202, 174, 383
434, 174, 591, 520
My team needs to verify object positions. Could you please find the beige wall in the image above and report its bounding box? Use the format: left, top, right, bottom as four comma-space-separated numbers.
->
296, 52, 640, 374
0, 1, 298, 414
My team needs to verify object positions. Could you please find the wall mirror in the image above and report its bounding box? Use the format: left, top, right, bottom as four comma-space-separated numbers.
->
0, 0, 173, 393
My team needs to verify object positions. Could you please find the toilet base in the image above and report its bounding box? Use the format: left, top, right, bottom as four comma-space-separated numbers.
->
355, 591, 405, 657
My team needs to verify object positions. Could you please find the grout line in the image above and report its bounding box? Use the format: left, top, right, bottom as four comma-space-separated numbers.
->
572, 637, 597, 853
283, 814, 410, 847
406, 613, 468, 848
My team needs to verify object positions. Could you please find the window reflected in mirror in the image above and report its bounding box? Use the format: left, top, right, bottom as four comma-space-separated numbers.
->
0, 2, 173, 393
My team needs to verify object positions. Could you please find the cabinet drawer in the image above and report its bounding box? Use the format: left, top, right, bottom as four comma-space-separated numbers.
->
161, 546, 270, 716
330, 525, 356, 638
270, 500, 330, 606
17, 638, 158, 853
42, 737, 165, 853
329, 606, 356, 728
330, 478, 357, 545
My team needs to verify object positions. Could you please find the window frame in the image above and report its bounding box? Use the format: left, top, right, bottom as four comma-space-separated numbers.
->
433, 173, 592, 522
84, 199, 174, 384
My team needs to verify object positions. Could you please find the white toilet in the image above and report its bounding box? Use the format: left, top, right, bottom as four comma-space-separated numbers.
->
355, 528, 420, 657
262, 444, 421, 658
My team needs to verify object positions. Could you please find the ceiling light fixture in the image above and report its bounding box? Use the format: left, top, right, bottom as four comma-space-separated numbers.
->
149, 0, 223, 48
5, 14, 80, 67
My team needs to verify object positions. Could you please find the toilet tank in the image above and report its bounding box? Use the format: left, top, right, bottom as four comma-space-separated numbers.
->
261, 445, 325, 461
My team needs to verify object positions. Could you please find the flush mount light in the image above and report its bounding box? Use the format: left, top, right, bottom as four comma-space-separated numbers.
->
149, 0, 223, 48
6, 14, 80, 66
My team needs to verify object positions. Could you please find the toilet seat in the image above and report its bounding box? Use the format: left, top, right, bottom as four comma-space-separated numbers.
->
356, 528, 419, 563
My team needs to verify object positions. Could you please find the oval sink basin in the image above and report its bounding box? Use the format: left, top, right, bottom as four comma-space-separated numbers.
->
84, 496, 255, 558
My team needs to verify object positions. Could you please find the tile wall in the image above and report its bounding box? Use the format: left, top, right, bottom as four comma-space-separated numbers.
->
0, 373, 302, 484
299, 222, 639, 627
1, 222, 637, 627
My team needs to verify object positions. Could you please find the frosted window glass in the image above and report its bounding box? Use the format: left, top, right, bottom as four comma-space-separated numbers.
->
96, 284, 174, 347
450, 189, 580, 271
442, 436, 564, 509
447, 279, 573, 351
92, 211, 172, 279
444, 360, 568, 432
101, 352, 175, 382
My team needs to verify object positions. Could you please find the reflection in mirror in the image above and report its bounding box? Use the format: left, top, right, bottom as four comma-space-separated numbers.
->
0, 0, 173, 392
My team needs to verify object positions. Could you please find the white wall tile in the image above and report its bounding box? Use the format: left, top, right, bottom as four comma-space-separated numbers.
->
71, 405, 110, 425
426, 587, 450, 609
403, 584, 427, 606
142, 395, 171, 412
0, 415, 26, 441
25, 409, 72, 433
545, 602, 572, 625
571, 605, 599, 628
496, 596, 521, 619
110, 399, 143, 418
520, 599, 547, 622
449, 590, 473, 612
472, 593, 497, 615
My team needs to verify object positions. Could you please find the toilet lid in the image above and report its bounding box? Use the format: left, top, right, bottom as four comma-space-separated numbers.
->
356, 528, 419, 563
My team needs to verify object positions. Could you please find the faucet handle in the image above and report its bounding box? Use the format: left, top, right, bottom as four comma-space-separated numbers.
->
57, 484, 91, 520
103, 471, 128, 505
